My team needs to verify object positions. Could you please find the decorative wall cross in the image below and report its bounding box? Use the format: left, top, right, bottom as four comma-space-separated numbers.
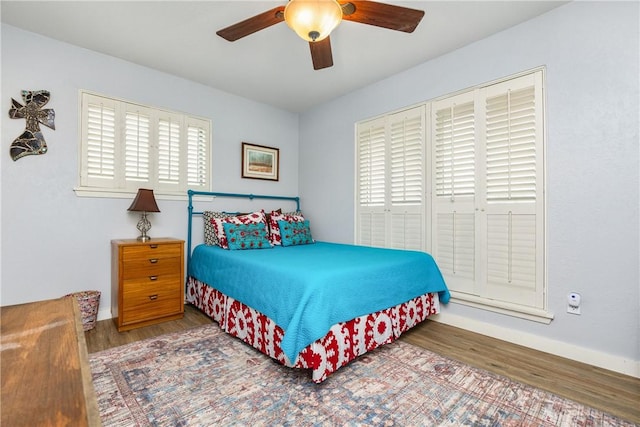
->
8, 90, 56, 161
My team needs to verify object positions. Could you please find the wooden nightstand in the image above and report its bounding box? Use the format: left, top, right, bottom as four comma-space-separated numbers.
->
111, 237, 184, 332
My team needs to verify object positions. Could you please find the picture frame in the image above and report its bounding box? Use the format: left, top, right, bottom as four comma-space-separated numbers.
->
242, 142, 279, 181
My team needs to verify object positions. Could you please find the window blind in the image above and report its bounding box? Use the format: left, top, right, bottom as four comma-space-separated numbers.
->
434, 101, 475, 199
78, 91, 211, 197
85, 99, 116, 185
357, 119, 386, 207
124, 110, 150, 184
390, 113, 423, 206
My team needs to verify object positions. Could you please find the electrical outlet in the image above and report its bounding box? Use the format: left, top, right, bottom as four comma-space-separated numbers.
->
567, 292, 581, 315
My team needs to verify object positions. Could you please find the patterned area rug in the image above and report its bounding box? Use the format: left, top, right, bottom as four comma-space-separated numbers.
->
89, 324, 635, 426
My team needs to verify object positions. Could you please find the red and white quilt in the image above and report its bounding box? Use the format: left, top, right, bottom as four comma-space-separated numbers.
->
186, 276, 440, 382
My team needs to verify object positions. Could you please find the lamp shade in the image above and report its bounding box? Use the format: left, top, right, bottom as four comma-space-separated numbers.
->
127, 188, 160, 212
284, 0, 343, 42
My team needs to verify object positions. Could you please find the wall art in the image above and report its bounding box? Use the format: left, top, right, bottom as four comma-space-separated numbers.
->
242, 142, 279, 181
8, 90, 56, 161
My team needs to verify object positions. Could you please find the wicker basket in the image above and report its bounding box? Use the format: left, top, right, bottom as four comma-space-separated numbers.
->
65, 290, 101, 331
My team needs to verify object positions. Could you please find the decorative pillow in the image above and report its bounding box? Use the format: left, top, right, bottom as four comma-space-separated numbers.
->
268, 210, 304, 246
213, 210, 268, 249
278, 219, 314, 246
265, 208, 281, 239
203, 211, 235, 246
223, 222, 272, 250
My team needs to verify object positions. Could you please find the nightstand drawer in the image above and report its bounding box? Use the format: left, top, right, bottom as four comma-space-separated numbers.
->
121, 280, 182, 324
122, 273, 182, 293
121, 256, 181, 280
122, 243, 182, 261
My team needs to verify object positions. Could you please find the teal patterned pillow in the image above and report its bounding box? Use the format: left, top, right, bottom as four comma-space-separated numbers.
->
222, 222, 272, 250
278, 220, 314, 246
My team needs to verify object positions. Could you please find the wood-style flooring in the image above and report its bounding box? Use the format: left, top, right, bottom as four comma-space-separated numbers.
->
85, 304, 640, 424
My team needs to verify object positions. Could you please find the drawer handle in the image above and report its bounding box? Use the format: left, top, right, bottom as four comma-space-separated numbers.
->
149, 244, 158, 249
149, 275, 158, 281
149, 258, 159, 264
149, 294, 158, 300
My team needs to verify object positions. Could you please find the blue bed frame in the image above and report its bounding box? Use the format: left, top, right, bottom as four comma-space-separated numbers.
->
186, 189, 300, 271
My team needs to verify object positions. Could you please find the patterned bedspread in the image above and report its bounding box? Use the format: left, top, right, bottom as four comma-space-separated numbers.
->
188, 242, 450, 361
186, 277, 441, 382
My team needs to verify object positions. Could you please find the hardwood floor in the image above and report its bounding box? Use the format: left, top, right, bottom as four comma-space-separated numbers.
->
86, 305, 640, 424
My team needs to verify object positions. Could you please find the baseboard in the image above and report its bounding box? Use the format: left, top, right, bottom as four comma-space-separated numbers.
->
431, 312, 640, 379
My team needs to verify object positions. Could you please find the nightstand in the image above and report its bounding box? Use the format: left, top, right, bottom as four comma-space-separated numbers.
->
111, 238, 184, 332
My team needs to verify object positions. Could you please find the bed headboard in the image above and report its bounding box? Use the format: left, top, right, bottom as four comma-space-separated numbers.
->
187, 189, 300, 270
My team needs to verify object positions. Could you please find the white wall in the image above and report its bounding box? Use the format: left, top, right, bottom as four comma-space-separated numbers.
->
0, 24, 299, 320
299, 1, 639, 375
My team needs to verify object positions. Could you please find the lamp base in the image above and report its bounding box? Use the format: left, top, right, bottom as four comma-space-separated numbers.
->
136, 212, 152, 242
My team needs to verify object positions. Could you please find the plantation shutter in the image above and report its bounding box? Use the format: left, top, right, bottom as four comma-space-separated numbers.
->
431, 70, 545, 311
157, 113, 182, 192
481, 71, 544, 308
124, 107, 151, 188
431, 91, 477, 293
78, 91, 211, 197
356, 105, 425, 250
81, 94, 118, 188
389, 107, 425, 250
357, 116, 386, 247
186, 118, 210, 190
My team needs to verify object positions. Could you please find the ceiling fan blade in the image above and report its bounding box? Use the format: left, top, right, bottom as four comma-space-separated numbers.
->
217, 6, 285, 41
341, 1, 425, 33
309, 37, 334, 70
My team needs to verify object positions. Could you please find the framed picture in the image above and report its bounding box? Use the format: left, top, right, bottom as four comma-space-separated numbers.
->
242, 142, 279, 181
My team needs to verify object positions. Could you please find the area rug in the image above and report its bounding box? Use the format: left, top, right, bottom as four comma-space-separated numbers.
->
89, 324, 635, 426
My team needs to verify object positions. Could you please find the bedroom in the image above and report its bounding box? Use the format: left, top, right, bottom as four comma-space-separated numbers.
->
1, 0, 638, 412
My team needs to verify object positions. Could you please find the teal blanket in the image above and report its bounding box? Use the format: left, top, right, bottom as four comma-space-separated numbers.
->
189, 242, 450, 362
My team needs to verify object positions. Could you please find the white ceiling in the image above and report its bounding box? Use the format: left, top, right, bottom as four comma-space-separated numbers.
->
1, 1, 567, 112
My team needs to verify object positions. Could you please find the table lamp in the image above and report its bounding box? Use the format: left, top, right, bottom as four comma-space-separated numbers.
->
127, 188, 160, 241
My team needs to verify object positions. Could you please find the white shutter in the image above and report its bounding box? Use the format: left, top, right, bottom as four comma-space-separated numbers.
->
357, 117, 387, 246
124, 108, 150, 186
434, 101, 475, 198
81, 94, 117, 188
486, 213, 537, 288
186, 117, 210, 190
358, 212, 386, 247
390, 110, 423, 207
435, 212, 476, 292
356, 106, 425, 249
481, 71, 544, 308
157, 114, 182, 191
389, 106, 425, 250
78, 91, 212, 197
432, 71, 544, 310
432, 91, 477, 294
358, 118, 386, 208
486, 85, 537, 202
390, 212, 423, 250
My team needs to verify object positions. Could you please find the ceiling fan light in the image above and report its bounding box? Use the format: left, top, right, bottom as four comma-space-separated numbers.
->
284, 0, 343, 42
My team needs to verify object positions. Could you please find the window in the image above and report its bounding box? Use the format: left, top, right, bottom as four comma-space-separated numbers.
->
431, 71, 546, 321
356, 105, 426, 250
355, 69, 548, 322
77, 91, 211, 198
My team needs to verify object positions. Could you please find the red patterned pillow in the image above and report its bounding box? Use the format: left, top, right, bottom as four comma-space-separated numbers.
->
213, 210, 269, 249
268, 210, 304, 246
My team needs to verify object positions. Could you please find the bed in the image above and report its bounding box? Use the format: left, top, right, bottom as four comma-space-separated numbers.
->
185, 190, 450, 382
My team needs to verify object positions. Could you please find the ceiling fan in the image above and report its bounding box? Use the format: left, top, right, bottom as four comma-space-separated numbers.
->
216, 0, 425, 70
